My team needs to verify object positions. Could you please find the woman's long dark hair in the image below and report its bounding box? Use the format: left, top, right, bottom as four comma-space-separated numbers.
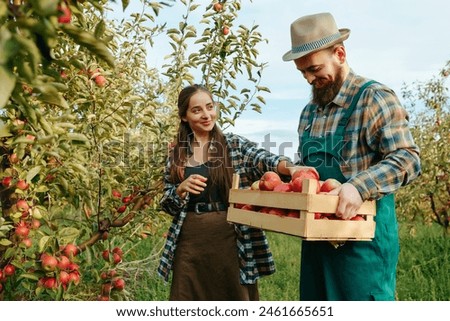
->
169, 84, 233, 203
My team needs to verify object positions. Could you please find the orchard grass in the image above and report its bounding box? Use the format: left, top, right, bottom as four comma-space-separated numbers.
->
129, 222, 449, 301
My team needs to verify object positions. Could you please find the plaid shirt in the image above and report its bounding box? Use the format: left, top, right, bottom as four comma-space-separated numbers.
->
297, 70, 421, 200
157, 133, 291, 284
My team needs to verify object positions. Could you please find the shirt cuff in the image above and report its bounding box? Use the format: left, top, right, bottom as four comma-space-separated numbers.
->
347, 172, 377, 201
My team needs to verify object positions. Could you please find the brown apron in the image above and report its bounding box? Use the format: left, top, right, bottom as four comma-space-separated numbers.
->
170, 210, 259, 301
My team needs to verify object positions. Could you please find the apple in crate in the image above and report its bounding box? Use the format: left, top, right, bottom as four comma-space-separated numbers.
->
259, 171, 282, 191
320, 178, 342, 193
273, 182, 292, 192
291, 168, 319, 181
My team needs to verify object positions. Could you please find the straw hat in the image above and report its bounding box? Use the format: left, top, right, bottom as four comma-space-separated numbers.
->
282, 12, 350, 61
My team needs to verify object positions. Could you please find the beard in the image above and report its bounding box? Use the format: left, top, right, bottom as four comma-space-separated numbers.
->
311, 69, 345, 107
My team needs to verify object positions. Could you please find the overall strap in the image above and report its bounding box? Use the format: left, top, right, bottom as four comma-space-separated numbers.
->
335, 80, 376, 136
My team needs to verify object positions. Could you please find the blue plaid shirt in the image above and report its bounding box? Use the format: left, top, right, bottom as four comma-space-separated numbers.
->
157, 133, 291, 284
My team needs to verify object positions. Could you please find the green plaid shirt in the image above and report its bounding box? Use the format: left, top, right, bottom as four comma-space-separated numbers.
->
157, 133, 290, 284
297, 70, 421, 200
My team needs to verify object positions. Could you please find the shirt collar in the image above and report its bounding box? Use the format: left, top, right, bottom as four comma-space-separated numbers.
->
331, 69, 357, 108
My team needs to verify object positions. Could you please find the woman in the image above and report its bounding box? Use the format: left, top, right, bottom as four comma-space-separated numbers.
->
157, 84, 306, 300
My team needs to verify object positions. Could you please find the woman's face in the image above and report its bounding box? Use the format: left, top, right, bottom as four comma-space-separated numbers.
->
182, 91, 217, 136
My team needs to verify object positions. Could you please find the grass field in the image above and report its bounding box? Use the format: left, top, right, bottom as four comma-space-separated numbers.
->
128, 223, 449, 301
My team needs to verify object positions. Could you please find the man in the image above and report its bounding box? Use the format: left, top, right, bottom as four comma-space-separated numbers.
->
282, 12, 421, 300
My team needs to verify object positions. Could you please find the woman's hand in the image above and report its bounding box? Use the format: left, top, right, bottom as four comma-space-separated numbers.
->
176, 174, 207, 199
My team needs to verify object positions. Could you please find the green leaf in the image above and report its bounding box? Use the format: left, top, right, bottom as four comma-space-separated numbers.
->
61, 24, 115, 67
19, 273, 40, 281
0, 65, 15, 109
33, 84, 69, 109
122, 0, 130, 11
0, 239, 12, 246
58, 227, 80, 244
38, 235, 51, 253
94, 20, 106, 39
0, 121, 12, 138
27, 166, 42, 182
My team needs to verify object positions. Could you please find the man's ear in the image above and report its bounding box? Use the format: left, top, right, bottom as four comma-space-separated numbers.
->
335, 46, 346, 64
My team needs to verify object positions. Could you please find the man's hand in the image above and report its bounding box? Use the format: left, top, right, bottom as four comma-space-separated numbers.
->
327, 182, 363, 220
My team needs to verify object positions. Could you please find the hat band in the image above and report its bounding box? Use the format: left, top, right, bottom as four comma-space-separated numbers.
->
292, 32, 341, 54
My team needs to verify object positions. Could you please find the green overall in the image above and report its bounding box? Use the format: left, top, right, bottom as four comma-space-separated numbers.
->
299, 81, 399, 300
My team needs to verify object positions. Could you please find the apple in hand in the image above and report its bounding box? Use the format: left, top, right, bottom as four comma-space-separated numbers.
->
259, 171, 282, 191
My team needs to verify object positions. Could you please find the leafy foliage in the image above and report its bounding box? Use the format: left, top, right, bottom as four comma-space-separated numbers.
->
0, 0, 269, 300
398, 60, 450, 234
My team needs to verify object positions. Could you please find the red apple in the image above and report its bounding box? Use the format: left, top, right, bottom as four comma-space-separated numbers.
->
117, 205, 127, 213
59, 271, 70, 285
43, 277, 58, 289
259, 171, 282, 191
290, 169, 320, 193
241, 204, 256, 211
63, 243, 78, 257
2, 176, 12, 188
22, 238, 32, 248
4, 264, 15, 276
113, 253, 122, 265
94, 75, 107, 87
29, 220, 40, 230
291, 168, 319, 181
273, 182, 292, 192
320, 178, 342, 193
122, 195, 132, 204
213, 2, 223, 12
113, 278, 125, 291
112, 247, 123, 257
41, 254, 58, 271
102, 250, 110, 261
8, 153, 19, 164
112, 189, 122, 199
58, 255, 71, 270
16, 199, 30, 212
16, 179, 29, 190
67, 262, 79, 271
287, 210, 300, 218
259, 207, 272, 214
68, 271, 80, 285
268, 207, 287, 216
15, 225, 30, 238
222, 26, 230, 35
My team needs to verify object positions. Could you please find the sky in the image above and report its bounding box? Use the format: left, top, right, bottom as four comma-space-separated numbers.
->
108, 0, 450, 160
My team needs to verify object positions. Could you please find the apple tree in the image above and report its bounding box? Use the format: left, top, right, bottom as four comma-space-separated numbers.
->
0, 0, 270, 300
397, 61, 450, 235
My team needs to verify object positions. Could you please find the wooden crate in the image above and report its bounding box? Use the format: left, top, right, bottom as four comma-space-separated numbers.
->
227, 174, 376, 241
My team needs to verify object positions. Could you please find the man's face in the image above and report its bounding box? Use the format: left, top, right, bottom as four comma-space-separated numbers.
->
294, 47, 345, 107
